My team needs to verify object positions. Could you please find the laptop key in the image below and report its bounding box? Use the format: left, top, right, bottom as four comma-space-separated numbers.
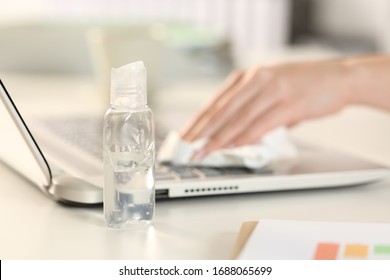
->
223, 167, 252, 176
168, 165, 200, 179
194, 167, 225, 177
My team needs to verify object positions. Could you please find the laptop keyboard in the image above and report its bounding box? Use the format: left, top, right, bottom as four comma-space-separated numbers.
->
36, 117, 271, 181
38, 117, 104, 161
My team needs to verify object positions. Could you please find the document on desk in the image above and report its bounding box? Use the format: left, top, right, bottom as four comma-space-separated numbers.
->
236, 219, 390, 260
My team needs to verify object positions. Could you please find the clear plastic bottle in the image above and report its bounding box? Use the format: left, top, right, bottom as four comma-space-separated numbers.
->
103, 61, 155, 228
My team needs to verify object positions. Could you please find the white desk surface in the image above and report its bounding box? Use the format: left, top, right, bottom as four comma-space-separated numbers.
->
1, 73, 390, 260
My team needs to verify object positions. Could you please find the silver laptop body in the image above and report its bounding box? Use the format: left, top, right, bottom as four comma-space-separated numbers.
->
1, 79, 389, 205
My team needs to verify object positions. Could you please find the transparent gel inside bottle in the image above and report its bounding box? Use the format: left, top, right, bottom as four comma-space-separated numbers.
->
103, 61, 155, 228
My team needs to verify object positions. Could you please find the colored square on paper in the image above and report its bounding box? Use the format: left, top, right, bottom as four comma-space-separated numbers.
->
374, 245, 390, 255
344, 244, 369, 258
313, 242, 339, 260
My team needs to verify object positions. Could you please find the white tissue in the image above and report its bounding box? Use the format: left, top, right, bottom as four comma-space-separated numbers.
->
157, 127, 297, 169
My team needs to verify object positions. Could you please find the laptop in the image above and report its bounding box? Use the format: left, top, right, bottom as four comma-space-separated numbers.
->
0, 79, 389, 205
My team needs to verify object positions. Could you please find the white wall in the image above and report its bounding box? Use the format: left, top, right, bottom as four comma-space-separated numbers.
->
0, 0, 291, 57
312, 0, 390, 51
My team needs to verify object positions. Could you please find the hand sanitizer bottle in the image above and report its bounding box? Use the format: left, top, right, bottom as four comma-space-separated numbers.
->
103, 61, 155, 228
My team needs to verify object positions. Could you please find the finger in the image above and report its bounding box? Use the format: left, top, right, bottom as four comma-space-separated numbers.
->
194, 102, 294, 160
232, 103, 294, 147
187, 68, 272, 142
181, 70, 244, 141
182, 71, 244, 141
195, 86, 280, 155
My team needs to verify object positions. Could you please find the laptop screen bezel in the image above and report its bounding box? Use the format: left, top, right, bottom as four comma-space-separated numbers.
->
0, 79, 52, 191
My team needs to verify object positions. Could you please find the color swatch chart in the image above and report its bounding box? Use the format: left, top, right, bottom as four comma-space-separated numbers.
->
238, 219, 390, 260
314, 242, 390, 260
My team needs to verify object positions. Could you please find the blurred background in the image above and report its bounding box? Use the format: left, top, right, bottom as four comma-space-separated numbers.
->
2, 0, 390, 87
1, 0, 389, 165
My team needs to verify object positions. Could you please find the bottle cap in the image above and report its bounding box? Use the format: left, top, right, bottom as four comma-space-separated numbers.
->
110, 61, 147, 107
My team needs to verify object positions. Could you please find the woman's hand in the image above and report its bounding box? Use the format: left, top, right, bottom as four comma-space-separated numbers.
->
181, 59, 355, 159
